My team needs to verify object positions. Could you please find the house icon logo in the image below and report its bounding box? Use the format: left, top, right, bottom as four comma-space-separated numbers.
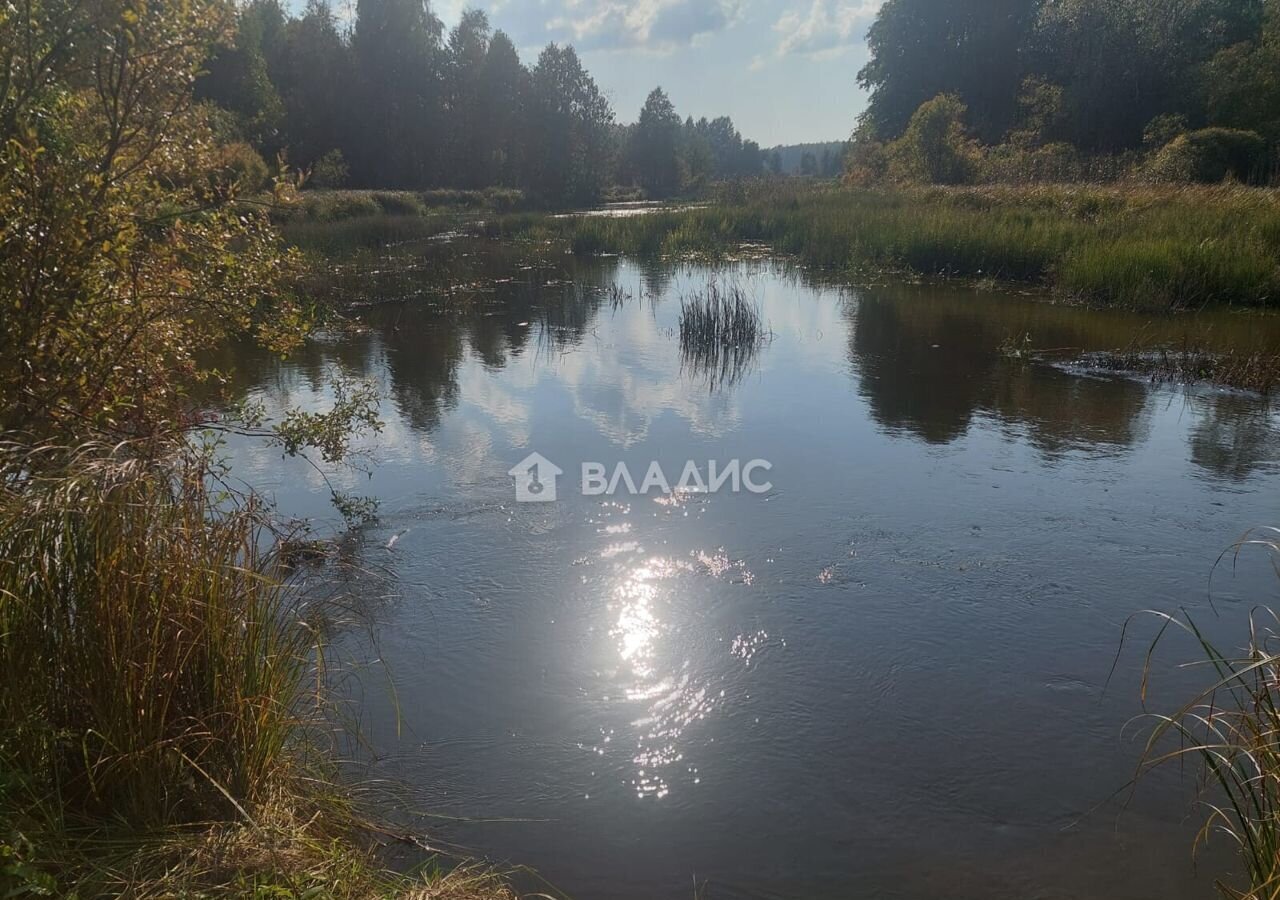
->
509, 452, 564, 503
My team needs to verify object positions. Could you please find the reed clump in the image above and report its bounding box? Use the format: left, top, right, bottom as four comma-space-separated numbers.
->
0, 449, 312, 826
0, 446, 513, 897
1138, 529, 1280, 900
679, 283, 766, 390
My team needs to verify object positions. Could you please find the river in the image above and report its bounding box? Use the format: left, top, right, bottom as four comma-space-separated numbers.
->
218, 234, 1280, 899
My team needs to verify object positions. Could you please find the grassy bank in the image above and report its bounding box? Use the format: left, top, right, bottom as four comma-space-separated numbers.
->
0, 447, 513, 899
487, 181, 1280, 310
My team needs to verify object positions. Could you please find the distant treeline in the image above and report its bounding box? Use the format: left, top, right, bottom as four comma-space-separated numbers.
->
852, 0, 1280, 185
765, 143, 848, 177
197, 0, 770, 205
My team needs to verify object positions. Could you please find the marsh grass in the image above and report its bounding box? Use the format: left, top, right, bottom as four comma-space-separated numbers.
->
0, 448, 314, 827
0, 446, 515, 898
284, 214, 464, 254
491, 181, 1280, 309
679, 283, 766, 390
289, 189, 525, 223
1081, 343, 1280, 394
1136, 529, 1280, 900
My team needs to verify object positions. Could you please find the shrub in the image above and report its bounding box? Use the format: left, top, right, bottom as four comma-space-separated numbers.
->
212, 141, 270, 194
371, 191, 426, 216
1146, 128, 1268, 184
303, 191, 382, 221
843, 137, 890, 186
886, 94, 981, 186
1143, 113, 1189, 151
309, 149, 349, 189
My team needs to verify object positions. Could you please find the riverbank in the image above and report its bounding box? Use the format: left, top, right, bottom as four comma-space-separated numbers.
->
484, 181, 1280, 311
0, 449, 516, 899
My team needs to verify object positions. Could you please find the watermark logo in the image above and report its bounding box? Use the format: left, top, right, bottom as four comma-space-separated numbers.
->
511, 455, 772, 503
509, 452, 564, 503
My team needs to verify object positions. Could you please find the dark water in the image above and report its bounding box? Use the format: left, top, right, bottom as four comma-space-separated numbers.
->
221, 239, 1280, 899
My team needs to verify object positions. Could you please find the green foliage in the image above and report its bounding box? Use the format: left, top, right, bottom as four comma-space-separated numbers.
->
1009, 76, 1070, 148
272, 377, 383, 464
0, 0, 310, 442
886, 94, 981, 185
281, 2, 353, 169
1203, 3, 1280, 144
309, 149, 350, 188
445, 9, 494, 189
504, 181, 1280, 309
631, 88, 684, 199
192, 1, 765, 203
350, 0, 446, 188
216, 141, 272, 193
1144, 113, 1190, 151
526, 44, 615, 205
0, 829, 57, 897
1146, 128, 1269, 183
859, 0, 1273, 165
369, 191, 427, 216
860, 0, 1039, 142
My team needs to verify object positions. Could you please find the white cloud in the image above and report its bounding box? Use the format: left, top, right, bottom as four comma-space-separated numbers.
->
500, 0, 743, 52
771, 0, 880, 57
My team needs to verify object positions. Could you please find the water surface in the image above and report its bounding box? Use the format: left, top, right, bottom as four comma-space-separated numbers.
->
222, 239, 1280, 899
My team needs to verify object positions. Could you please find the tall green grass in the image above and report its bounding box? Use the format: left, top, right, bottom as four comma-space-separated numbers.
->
0, 447, 314, 827
679, 283, 765, 390
490, 181, 1280, 309
0, 446, 518, 896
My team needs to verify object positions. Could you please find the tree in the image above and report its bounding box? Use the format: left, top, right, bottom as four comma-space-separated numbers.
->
1030, 0, 1263, 149
196, 0, 288, 153
527, 45, 615, 205
477, 31, 532, 187
280, 0, 352, 168
631, 88, 684, 198
859, 0, 1040, 142
0, 0, 308, 439
445, 9, 491, 187
350, 0, 447, 186
1203, 0, 1280, 143
886, 94, 980, 184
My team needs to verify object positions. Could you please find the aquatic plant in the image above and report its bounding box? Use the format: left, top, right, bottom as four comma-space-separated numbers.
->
679, 283, 766, 390
1137, 530, 1280, 900
1080, 343, 1280, 394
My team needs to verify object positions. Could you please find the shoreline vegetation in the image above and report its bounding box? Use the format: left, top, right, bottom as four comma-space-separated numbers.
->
1135, 531, 1280, 900
488, 181, 1280, 312
0, 0, 518, 895
285, 181, 1280, 314
283, 182, 1280, 393
0, 448, 515, 899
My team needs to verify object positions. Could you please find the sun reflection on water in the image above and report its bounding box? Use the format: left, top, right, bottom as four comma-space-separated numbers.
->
594, 509, 774, 801
605, 556, 732, 800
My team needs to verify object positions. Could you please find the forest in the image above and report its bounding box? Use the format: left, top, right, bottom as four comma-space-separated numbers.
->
202, 0, 1280, 200
198, 0, 767, 204
850, 0, 1280, 184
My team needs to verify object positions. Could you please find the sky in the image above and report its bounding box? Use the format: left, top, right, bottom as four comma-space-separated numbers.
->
329, 0, 885, 146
